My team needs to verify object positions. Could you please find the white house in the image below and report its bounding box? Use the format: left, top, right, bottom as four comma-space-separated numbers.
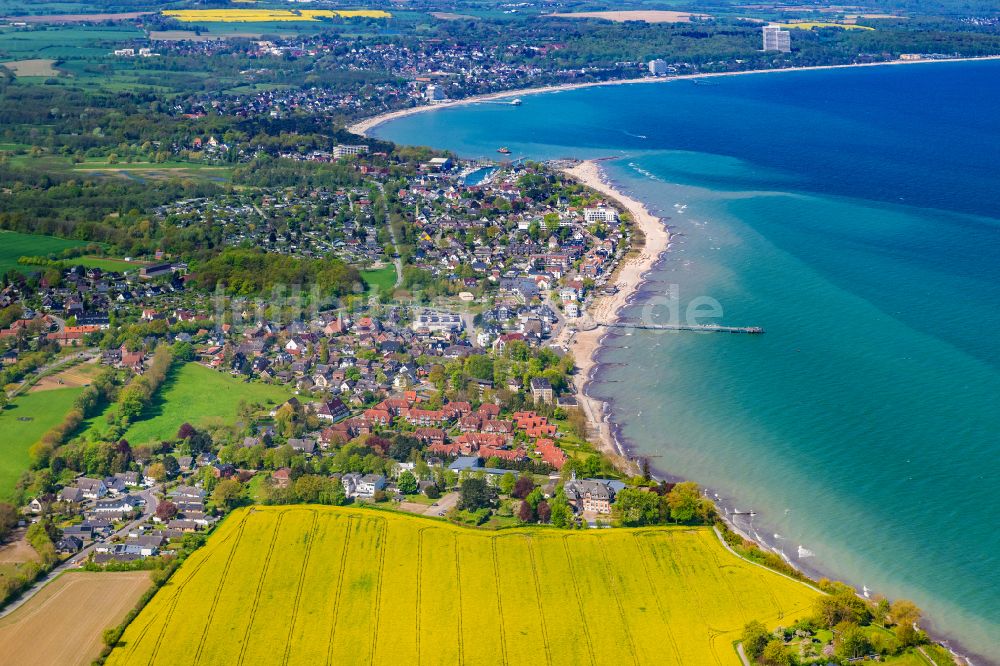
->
342, 473, 387, 499
76, 478, 108, 500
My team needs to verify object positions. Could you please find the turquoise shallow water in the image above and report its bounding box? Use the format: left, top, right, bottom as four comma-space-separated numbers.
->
375, 61, 1000, 662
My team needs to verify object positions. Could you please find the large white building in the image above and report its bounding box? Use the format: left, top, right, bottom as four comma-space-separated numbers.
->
763, 25, 791, 53
333, 144, 369, 159
583, 206, 619, 224
648, 59, 668, 76
412, 311, 463, 334
425, 84, 446, 102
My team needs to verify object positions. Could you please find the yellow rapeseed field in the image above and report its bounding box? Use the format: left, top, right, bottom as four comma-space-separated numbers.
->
107, 505, 820, 665
162, 9, 391, 22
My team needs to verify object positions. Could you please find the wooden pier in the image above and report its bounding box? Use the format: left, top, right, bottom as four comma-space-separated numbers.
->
576, 321, 764, 334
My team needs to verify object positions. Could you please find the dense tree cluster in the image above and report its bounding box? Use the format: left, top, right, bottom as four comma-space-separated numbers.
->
612, 481, 716, 527
194, 248, 361, 297
741, 581, 928, 664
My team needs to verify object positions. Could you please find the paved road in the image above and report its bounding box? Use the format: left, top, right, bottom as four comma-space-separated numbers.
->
0, 485, 160, 619
428, 491, 460, 517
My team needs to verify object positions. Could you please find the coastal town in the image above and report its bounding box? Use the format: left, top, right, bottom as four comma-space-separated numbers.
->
0, 143, 670, 572
0, 2, 990, 665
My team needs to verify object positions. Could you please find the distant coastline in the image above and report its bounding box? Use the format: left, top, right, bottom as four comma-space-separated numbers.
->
349, 55, 1000, 137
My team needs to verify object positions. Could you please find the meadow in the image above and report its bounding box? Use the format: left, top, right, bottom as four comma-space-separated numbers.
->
0, 387, 82, 499
162, 9, 391, 22
360, 266, 397, 294
0, 58, 59, 76
107, 363, 291, 445
0, 230, 89, 274
0, 25, 143, 60
107, 505, 820, 665
779, 21, 875, 30
546, 10, 711, 23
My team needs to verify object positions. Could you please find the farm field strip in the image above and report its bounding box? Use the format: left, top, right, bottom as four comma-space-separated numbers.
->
372, 521, 420, 662
285, 514, 351, 665
195, 514, 280, 665
237, 510, 311, 664
532, 536, 595, 665
418, 527, 462, 666
534, 535, 598, 665
163, 9, 391, 22
0, 571, 150, 666
601, 534, 681, 665
456, 534, 504, 665
636, 530, 719, 661
629, 533, 685, 663
565, 535, 639, 663
328, 516, 382, 664
108, 506, 821, 666
279, 511, 319, 665
495, 534, 549, 665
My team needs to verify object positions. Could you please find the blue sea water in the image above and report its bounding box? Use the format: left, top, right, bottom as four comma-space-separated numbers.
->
374, 60, 1000, 662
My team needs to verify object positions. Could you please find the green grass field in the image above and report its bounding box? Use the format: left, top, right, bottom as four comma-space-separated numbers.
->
67, 256, 146, 272
0, 25, 144, 60
115, 363, 291, 445
0, 387, 82, 499
107, 505, 820, 665
0, 230, 89, 274
360, 266, 397, 293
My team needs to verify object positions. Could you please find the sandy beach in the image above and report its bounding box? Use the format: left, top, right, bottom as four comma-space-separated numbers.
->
348, 55, 1000, 137
556, 160, 672, 471
348, 52, 1000, 470
354, 58, 999, 665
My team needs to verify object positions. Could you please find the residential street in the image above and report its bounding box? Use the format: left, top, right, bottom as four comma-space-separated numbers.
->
0, 485, 160, 619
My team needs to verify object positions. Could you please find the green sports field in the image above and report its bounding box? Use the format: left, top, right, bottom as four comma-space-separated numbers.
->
0, 387, 82, 499
117, 363, 291, 444
108, 505, 820, 665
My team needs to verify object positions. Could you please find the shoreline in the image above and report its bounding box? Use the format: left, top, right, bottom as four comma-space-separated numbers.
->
357, 66, 998, 665
349, 54, 1000, 137
562, 159, 986, 666
556, 160, 672, 472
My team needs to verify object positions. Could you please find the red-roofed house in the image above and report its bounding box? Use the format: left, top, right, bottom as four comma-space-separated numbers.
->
535, 438, 567, 469
413, 428, 446, 445
477, 403, 500, 419
363, 408, 392, 426
479, 445, 527, 462
428, 442, 461, 456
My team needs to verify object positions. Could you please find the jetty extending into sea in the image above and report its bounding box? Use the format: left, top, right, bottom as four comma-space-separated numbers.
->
575, 320, 764, 334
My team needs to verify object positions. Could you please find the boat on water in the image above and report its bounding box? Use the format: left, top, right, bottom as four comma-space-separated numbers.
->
510, 98, 522, 106
497, 146, 511, 154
